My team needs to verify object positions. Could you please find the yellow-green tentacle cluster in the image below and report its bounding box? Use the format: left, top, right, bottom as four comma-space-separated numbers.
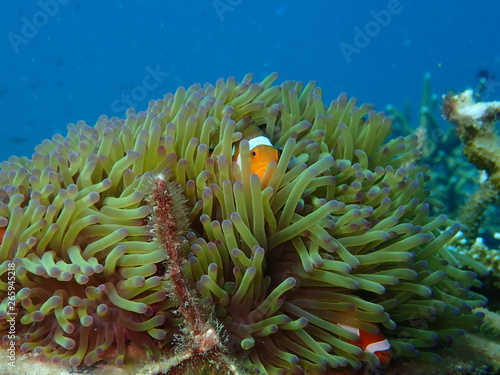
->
0, 73, 487, 373
0, 121, 178, 366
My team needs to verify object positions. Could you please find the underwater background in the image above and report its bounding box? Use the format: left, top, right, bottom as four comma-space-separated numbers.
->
1, 0, 499, 161
1, 1, 500, 374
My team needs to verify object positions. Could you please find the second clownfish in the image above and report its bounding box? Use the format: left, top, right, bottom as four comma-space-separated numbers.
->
233, 127, 279, 179
337, 322, 392, 365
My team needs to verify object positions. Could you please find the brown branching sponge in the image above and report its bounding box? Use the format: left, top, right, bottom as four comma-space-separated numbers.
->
0, 73, 488, 374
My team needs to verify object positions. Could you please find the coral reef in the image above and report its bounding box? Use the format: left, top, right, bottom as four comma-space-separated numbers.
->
449, 231, 500, 292
459, 236, 500, 272
0, 74, 488, 374
441, 89, 500, 247
380, 331, 500, 375
441, 89, 500, 281
475, 307, 500, 337
442, 89, 500, 191
389, 76, 500, 247
387, 74, 480, 220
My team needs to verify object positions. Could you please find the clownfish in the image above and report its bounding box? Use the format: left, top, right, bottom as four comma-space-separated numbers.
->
0, 227, 5, 245
337, 322, 391, 365
233, 128, 279, 179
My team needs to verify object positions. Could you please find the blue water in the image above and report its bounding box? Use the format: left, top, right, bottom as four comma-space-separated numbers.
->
1, 0, 499, 161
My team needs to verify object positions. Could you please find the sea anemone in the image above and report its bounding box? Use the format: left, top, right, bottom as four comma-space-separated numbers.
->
0, 73, 487, 374
0, 120, 179, 367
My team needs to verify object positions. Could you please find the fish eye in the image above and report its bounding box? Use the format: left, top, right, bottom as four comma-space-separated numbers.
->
251, 150, 258, 157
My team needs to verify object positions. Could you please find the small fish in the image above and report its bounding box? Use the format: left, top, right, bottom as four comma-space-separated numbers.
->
233, 126, 279, 179
337, 322, 391, 365
235, 135, 279, 179
0, 227, 5, 245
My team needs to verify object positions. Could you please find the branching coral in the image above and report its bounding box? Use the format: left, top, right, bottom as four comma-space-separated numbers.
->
0, 73, 488, 374
441, 89, 500, 245
389, 78, 500, 247
450, 232, 500, 281
387, 74, 479, 218
442, 89, 500, 191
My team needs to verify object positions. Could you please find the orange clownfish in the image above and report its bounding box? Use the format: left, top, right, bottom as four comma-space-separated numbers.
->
234, 135, 279, 179
0, 227, 5, 245
338, 322, 391, 365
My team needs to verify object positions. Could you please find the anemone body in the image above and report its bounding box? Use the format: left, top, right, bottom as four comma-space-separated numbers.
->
0, 73, 486, 373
